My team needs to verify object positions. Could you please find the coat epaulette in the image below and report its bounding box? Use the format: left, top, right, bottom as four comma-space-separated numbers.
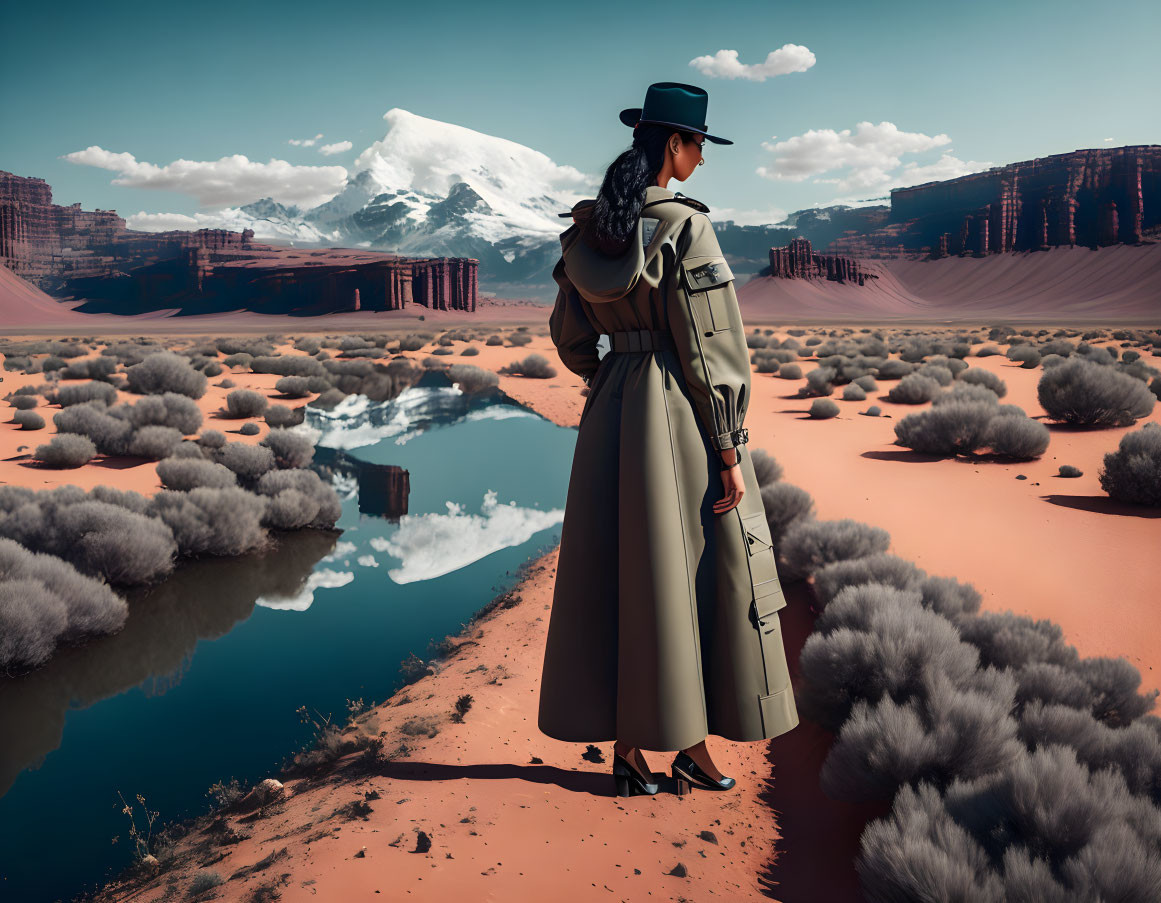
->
670, 192, 710, 212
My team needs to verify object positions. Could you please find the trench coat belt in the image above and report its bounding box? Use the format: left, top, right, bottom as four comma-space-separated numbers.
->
607, 329, 676, 353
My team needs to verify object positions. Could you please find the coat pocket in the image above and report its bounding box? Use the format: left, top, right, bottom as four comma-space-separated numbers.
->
680, 254, 735, 334
740, 511, 786, 625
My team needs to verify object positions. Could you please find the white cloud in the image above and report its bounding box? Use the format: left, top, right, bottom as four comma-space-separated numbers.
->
1103, 137, 1115, 142
255, 568, 354, 612
690, 44, 816, 81
289, 132, 325, 146
319, 140, 352, 156
61, 145, 348, 209
711, 205, 790, 227
757, 120, 992, 197
357, 554, 379, 567
369, 489, 563, 584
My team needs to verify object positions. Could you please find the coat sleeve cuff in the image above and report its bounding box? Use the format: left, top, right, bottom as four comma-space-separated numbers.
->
710, 427, 749, 450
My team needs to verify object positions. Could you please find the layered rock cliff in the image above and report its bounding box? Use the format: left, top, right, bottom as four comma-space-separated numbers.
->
0, 170, 479, 314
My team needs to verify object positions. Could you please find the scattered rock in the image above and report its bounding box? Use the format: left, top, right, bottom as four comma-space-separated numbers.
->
581, 744, 605, 764
354, 847, 366, 859
529, 756, 543, 765
698, 830, 718, 844
666, 863, 688, 878
413, 830, 432, 854
234, 778, 285, 813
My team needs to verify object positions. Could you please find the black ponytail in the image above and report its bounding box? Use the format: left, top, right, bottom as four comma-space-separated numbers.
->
588, 123, 699, 255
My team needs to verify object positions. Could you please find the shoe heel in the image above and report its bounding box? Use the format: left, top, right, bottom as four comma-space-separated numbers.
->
671, 767, 691, 796
614, 772, 632, 797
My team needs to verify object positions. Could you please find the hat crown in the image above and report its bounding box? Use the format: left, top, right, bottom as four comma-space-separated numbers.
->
640, 82, 708, 132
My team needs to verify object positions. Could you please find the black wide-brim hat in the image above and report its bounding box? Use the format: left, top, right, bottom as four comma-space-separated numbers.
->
619, 81, 733, 145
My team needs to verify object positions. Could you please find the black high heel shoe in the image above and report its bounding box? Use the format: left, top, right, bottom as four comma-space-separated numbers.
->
671, 750, 736, 792
612, 753, 660, 797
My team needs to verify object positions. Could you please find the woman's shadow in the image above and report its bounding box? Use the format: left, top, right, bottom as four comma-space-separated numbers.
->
754, 580, 892, 902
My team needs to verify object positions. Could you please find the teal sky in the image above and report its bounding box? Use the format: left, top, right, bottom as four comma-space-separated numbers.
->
3, 0, 1158, 227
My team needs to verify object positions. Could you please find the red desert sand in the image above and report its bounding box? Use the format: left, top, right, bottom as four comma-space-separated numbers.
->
3, 324, 1159, 902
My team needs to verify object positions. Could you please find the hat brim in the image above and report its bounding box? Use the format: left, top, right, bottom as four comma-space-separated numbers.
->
618, 109, 732, 145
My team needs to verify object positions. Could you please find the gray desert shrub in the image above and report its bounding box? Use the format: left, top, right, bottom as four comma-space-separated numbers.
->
13, 411, 45, 430
894, 401, 996, 455
222, 352, 253, 369
1098, 423, 1161, 505
294, 337, 322, 355
275, 375, 312, 398
754, 353, 780, 374
820, 667, 1023, 802
215, 442, 275, 483
127, 425, 184, 460
956, 610, 1079, 673
975, 344, 1004, 357
118, 392, 203, 434
853, 374, 878, 392
260, 428, 315, 469
264, 403, 301, 428
855, 782, 1005, 902
239, 422, 260, 436
916, 364, 954, 387
842, 383, 867, 401
147, 487, 270, 558
447, 364, 499, 394
251, 355, 326, 378
34, 434, 97, 468
8, 395, 39, 410
748, 448, 782, 487
53, 401, 134, 455
1038, 357, 1155, 426
263, 487, 322, 529
798, 585, 982, 732
759, 482, 814, 548
500, 354, 556, 378
507, 333, 534, 347
1058, 464, 1083, 477
430, 347, 454, 356
778, 363, 802, 380
61, 357, 118, 381
202, 361, 223, 377
865, 405, 881, 416
1007, 345, 1042, 368
876, 359, 914, 379
986, 414, 1050, 459
805, 366, 837, 396
311, 387, 347, 410
125, 351, 207, 399
931, 381, 1002, 407
778, 517, 891, 581
306, 376, 333, 394
156, 457, 238, 491
398, 335, 427, 352
255, 468, 342, 528
0, 577, 70, 672
6, 497, 178, 586
196, 429, 227, 449
168, 440, 209, 460
485, 335, 504, 346
808, 398, 840, 418
886, 372, 942, 404
187, 869, 224, 895
224, 388, 269, 418
55, 380, 118, 407
957, 367, 1007, 397
3, 355, 33, 372
459, 346, 480, 356
917, 573, 984, 621
810, 553, 927, 610
1017, 700, 1161, 800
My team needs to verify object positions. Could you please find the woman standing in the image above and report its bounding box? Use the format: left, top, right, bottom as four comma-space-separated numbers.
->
537, 82, 798, 798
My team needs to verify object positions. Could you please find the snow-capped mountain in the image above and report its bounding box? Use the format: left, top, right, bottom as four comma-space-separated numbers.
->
209, 109, 600, 287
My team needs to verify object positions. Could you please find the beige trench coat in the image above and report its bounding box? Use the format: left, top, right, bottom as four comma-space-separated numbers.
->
536, 185, 799, 752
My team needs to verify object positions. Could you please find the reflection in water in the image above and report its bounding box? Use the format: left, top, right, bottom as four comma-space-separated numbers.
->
0, 529, 338, 796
